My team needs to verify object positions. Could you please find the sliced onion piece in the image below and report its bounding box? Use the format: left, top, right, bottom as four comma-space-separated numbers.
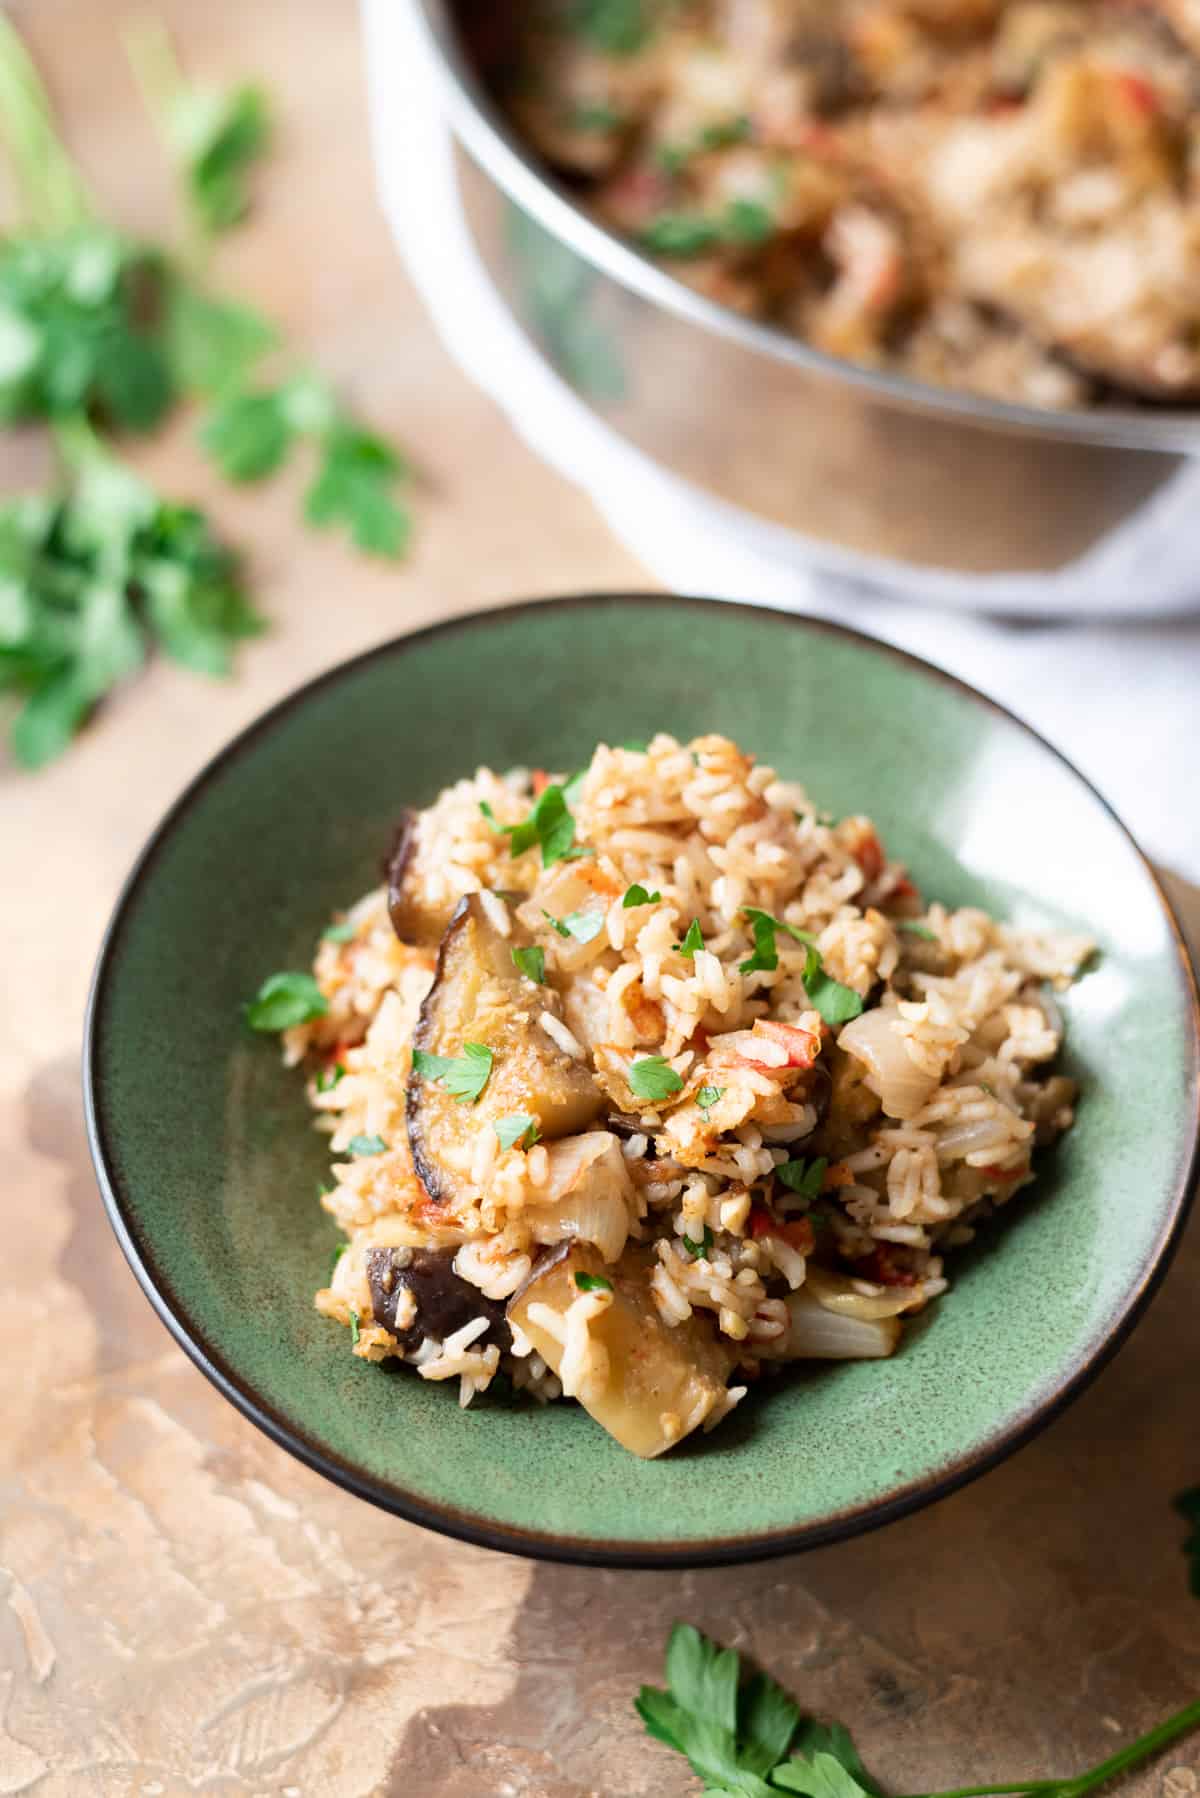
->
771, 1287, 901, 1360
525, 1132, 635, 1262
805, 1263, 922, 1320
838, 1006, 940, 1120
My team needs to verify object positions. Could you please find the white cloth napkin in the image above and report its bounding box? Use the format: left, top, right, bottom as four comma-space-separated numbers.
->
362, 0, 1200, 880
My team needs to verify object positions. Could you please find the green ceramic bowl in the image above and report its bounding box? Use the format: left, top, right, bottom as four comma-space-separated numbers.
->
85, 596, 1199, 1566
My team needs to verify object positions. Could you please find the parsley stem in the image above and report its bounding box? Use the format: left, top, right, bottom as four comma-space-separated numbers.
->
123, 18, 210, 267
898, 1697, 1200, 1798
0, 11, 92, 229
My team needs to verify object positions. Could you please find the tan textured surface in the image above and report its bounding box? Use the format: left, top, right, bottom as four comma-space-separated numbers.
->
1, 3, 1198, 1794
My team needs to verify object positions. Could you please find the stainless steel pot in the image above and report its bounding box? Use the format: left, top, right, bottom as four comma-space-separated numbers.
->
407, 0, 1200, 577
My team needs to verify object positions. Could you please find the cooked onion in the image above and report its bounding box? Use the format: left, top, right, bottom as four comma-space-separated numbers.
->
775, 1288, 901, 1360
838, 1006, 940, 1120
805, 1263, 921, 1320
526, 1133, 633, 1262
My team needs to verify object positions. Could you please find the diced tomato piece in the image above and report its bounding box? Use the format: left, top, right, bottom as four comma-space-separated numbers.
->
531, 769, 552, 797
776, 1218, 815, 1254
979, 1161, 1028, 1183
1115, 70, 1158, 114
891, 877, 918, 901
749, 1204, 774, 1239
857, 1246, 917, 1287
822, 1161, 854, 1189
756, 1019, 821, 1068
854, 828, 886, 882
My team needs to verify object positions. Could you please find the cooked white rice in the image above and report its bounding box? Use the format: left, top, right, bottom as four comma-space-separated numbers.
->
287, 732, 1091, 1452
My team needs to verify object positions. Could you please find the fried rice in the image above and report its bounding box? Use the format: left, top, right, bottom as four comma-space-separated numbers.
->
282, 732, 1092, 1457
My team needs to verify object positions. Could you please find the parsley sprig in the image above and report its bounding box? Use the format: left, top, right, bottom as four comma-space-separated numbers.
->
637, 1493, 1200, 1795
0, 13, 412, 766
411, 1043, 495, 1104
481, 783, 592, 868
739, 909, 864, 1027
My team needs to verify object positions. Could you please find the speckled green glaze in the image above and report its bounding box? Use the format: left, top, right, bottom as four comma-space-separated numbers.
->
86, 596, 1199, 1566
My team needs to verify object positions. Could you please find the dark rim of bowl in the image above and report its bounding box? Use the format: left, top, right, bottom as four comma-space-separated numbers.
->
84, 593, 1200, 1569
406, 0, 1200, 454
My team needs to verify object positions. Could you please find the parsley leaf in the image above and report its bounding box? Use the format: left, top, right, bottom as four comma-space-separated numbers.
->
569, 0, 651, 55
640, 198, 776, 260
348, 1306, 360, 1345
244, 970, 327, 1030
557, 907, 606, 944
541, 908, 571, 939
676, 918, 705, 958
803, 963, 864, 1027
201, 383, 294, 480
696, 1084, 725, 1117
126, 20, 269, 235
776, 1156, 827, 1198
1176, 1485, 1200, 1597
323, 921, 356, 942
347, 1133, 386, 1156
628, 1056, 685, 1103
166, 283, 275, 394
485, 783, 590, 868
495, 1113, 541, 1151
511, 944, 546, 983
896, 920, 936, 941
304, 423, 410, 558
623, 883, 661, 908
789, 1722, 884, 1796
773, 1749, 872, 1798
411, 1042, 494, 1104
573, 1271, 613, 1293
682, 1226, 714, 1260
315, 1061, 345, 1093
328, 1241, 347, 1280
739, 907, 818, 974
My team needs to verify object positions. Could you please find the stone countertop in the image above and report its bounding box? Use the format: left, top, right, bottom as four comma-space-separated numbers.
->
1, 2, 1197, 1793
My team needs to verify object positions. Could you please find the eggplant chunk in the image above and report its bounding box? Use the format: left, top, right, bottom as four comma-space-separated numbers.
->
508, 1244, 736, 1458
367, 1245, 508, 1354
407, 895, 604, 1204
385, 809, 457, 948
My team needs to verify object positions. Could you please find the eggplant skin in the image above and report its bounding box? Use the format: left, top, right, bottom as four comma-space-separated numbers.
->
407, 894, 604, 1206
367, 1246, 508, 1354
384, 809, 461, 948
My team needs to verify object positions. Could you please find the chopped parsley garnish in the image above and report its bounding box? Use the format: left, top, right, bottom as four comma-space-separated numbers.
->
896, 920, 936, 941
328, 1241, 347, 1279
738, 909, 863, 1024
628, 1056, 685, 1102
511, 944, 546, 984
675, 918, 704, 958
481, 782, 590, 867
639, 212, 723, 257
738, 907, 815, 975
620, 737, 649, 752
656, 114, 751, 172
568, 0, 650, 55
568, 101, 624, 132
315, 1061, 346, 1093
803, 959, 864, 1028
696, 1084, 724, 1118
622, 882, 662, 908
640, 197, 776, 260
682, 1226, 714, 1260
560, 907, 607, 944
1177, 1486, 1200, 1596
776, 1155, 827, 1198
573, 1271, 613, 1293
348, 1307, 360, 1345
347, 1133, 386, 1157
244, 970, 327, 1031
411, 1043, 494, 1104
322, 922, 356, 942
495, 1113, 541, 1152
541, 908, 571, 939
